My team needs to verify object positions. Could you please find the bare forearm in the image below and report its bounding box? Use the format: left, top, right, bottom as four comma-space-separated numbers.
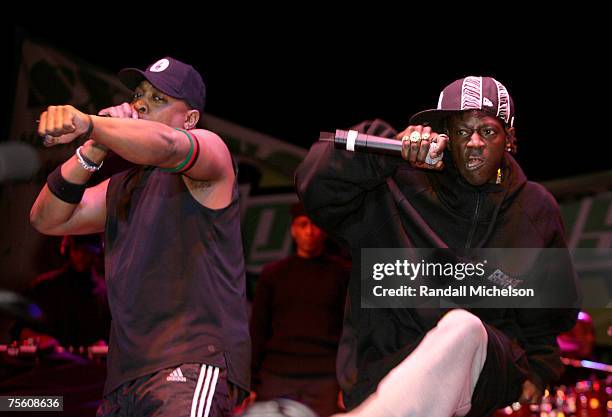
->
90, 115, 183, 167
30, 141, 107, 234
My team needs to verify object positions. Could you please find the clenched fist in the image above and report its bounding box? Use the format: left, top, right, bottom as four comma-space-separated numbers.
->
38, 105, 92, 147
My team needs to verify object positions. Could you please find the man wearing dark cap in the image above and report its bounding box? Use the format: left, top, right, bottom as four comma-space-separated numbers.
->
30, 57, 250, 416
249, 202, 350, 416
295, 76, 579, 417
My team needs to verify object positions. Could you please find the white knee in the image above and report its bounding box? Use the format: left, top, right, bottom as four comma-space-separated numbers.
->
437, 309, 488, 349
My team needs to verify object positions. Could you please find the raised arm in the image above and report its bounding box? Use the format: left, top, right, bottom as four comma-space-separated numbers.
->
31, 103, 234, 235
38, 104, 233, 182
295, 119, 447, 244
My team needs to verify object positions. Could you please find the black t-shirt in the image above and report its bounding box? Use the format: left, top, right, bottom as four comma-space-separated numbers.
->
104, 166, 250, 395
250, 254, 350, 378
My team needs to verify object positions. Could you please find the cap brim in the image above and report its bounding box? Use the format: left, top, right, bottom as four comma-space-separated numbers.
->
411, 107, 513, 128
408, 109, 462, 129
118, 68, 148, 91
118, 68, 186, 105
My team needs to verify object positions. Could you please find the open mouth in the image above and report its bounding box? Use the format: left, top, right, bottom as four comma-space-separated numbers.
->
466, 157, 485, 170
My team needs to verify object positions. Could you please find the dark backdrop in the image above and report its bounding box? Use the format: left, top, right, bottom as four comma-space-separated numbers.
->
4, 22, 609, 182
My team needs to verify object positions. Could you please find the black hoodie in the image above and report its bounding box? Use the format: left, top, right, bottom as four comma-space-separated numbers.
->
295, 119, 579, 412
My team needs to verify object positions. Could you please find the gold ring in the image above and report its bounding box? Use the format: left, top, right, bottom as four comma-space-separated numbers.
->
409, 131, 421, 143
421, 132, 430, 141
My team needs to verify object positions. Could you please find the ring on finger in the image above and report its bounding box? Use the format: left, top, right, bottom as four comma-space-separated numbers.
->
409, 131, 421, 143
421, 132, 430, 141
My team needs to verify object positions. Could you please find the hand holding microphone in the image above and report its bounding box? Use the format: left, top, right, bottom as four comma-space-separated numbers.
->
396, 126, 448, 170
319, 125, 449, 170
97, 102, 139, 119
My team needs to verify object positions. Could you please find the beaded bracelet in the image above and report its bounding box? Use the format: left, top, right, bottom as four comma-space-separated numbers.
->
76, 146, 104, 172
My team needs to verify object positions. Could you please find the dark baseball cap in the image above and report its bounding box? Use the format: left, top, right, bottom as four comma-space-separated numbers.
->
409, 76, 515, 129
118, 57, 206, 113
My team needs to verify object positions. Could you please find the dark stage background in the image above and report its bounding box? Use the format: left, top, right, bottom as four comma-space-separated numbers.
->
4, 22, 609, 182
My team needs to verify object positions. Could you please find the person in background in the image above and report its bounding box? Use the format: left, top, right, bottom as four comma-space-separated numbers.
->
557, 311, 596, 360
250, 202, 350, 416
12, 233, 108, 351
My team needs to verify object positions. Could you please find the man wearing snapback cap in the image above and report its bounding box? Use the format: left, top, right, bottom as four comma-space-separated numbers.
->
295, 76, 578, 417
30, 57, 250, 416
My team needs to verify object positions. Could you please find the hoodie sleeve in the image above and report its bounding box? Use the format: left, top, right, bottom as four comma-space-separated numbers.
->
515, 189, 579, 390
295, 119, 404, 244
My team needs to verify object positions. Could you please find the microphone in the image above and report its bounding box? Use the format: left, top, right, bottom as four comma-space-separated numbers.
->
319, 129, 445, 165
0, 142, 41, 183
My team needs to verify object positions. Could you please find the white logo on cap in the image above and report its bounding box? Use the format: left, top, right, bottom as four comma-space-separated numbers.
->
149, 59, 170, 73
483, 97, 494, 107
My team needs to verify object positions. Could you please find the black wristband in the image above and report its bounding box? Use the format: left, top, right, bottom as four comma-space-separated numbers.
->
47, 166, 86, 204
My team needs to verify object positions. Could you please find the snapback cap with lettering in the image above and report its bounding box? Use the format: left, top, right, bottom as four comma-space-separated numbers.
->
409, 76, 515, 128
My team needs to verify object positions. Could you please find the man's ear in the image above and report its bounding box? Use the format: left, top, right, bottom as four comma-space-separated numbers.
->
505, 126, 517, 154
184, 110, 200, 130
